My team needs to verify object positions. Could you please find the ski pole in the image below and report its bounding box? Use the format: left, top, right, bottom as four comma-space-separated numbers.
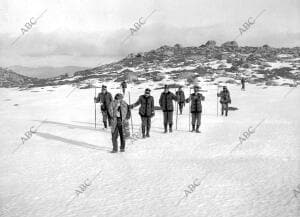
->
189, 87, 191, 131
217, 85, 219, 117
175, 88, 178, 130
176, 101, 178, 130
128, 92, 134, 135
94, 87, 97, 128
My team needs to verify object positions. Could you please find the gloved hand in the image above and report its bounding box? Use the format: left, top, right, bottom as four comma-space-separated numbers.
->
151, 112, 155, 118
94, 97, 97, 103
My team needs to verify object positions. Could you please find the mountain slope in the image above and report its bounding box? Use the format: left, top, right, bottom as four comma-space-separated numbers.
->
8, 66, 88, 79
2, 41, 300, 88
62, 42, 300, 87
0, 67, 39, 88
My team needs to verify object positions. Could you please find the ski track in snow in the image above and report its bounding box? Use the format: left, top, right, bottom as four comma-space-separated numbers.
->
0, 83, 299, 217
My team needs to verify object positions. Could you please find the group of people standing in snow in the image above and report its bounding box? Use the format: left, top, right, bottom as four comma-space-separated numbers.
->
94, 81, 233, 153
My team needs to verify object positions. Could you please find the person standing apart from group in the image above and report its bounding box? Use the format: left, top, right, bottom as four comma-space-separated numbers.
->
241, 78, 246, 90
159, 85, 178, 133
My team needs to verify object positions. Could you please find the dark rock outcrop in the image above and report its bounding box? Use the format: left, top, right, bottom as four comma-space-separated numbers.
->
205, 40, 217, 48
221, 41, 238, 49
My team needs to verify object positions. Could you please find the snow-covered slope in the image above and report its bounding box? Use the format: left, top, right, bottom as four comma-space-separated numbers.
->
0, 81, 299, 217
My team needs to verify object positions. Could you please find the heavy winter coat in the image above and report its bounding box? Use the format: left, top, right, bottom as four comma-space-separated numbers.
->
218, 90, 231, 104
121, 81, 127, 88
186, 93, 205, 113
159, 91, 177, 112
108, 100, 131, 133
176, 90, 185, 103
131, 95, 154, 117
95, 92, 113, 111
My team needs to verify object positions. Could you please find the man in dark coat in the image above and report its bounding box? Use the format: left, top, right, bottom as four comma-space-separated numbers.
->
94, 85, 113, 128
108, 93, 131, 153
241, 78, 245, 90
185, 85, 205, 133
217, 86, 231, 116
130, 88, 155, 138
159, 85, 177, 133
121, 81, 127, 94
176, 86, 185, 115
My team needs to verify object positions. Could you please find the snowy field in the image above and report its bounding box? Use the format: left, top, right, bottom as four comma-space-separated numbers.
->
0, 82, 299, 217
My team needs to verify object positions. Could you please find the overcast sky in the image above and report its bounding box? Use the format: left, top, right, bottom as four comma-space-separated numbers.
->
0, 0, 299, 67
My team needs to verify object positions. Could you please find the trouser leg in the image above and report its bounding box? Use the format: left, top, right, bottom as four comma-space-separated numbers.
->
107, 112, 112, 126
197, 113, 201, 126
163, 112, 168, 132
112, 126, 119, 151
141, 116, 146, 137
221, 103, 225, 115
163, 112, 168, 125
168, 112, 173, 125
146, 117, 151, 137
117, 119, 125, 150
102, 111, 108, 128
225, 103, 228, 116
179, 103, 184, 114
191, 113, 196, 131
192, 113, 196, 125
168, 112, 173, 132
196, 113, 201, 132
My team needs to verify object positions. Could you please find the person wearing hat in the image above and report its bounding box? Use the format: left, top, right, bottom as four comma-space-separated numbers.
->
94, 85, 113, 128
130, 88, 155, 138
121, 80, 127, 94
176, 86, 185, 115
108, 93, 131, 153
217, 86, 231, 116
159, 85, 178, 133
185, 85, 205, 133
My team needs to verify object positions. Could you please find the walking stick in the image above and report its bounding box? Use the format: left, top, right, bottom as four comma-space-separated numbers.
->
189, 87, 191, 131
176, 101, 178, 130
175, 88, 178, 130
94, 87, 97, 128
128, 92, 134, 135
217, 85, 219, 117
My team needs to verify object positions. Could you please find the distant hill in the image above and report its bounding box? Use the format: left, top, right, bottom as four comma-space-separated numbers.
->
8, 66, 88, 79
0, 67, 39, 88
